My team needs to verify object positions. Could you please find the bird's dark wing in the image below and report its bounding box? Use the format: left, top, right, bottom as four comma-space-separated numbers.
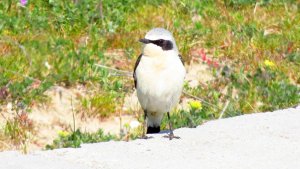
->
179, 54, 184, 65
133, 54, 143, 88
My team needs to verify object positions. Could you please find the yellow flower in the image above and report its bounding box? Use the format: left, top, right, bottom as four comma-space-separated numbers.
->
58, 130, 70, 137
189, 100, 202, 110
2, 30, 10, 35
264, 60, 275, 67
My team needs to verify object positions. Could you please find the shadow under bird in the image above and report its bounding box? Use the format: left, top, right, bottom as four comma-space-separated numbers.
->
133, 28, 186, 140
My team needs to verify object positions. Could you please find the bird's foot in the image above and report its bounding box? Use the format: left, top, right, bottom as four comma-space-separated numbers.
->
163, 133, 180, 140
140, 135, 153, 139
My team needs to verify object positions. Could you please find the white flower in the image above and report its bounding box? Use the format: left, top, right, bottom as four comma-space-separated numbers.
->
44, 61, 51, 69
129, 120, 140, 129
7, 102, 12, 110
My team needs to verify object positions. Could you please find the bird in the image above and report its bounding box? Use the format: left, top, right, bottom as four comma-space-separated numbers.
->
133, 28, 186, 140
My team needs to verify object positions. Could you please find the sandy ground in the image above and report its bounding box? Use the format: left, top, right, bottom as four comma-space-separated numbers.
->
0, 86, 139, 150
0, 106, 299, 169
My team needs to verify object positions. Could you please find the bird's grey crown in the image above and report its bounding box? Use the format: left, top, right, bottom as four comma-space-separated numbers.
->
145, 28, 178, 52
145, 28, 173, 41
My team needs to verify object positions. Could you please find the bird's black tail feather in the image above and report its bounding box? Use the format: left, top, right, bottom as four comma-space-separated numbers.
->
147, 126, 160, 134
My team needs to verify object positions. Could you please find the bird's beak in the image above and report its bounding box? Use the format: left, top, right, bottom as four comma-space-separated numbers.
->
139, 38, 150, 44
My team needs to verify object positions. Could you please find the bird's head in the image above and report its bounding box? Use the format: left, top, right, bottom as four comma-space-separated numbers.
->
140, 28, 178, 57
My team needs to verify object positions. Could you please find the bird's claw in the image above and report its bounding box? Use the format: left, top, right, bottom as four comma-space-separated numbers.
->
163, 133, 180, 140
140, 135, 153, 139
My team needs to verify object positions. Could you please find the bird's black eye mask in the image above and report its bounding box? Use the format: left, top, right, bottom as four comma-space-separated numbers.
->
139, 38, 173, 51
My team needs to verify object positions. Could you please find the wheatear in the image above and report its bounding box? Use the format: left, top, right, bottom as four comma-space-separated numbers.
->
133, 28, 186, 140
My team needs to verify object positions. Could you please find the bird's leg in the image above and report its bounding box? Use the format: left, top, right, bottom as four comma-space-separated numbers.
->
142, 110, 147, 137
141, 110, 152, 139
164, 112, 180, 140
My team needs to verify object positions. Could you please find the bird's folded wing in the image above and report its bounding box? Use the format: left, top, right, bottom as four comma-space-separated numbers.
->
133, 54, 143, 88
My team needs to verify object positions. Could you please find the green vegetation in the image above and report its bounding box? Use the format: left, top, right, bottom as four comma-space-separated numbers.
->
80, 92, 119, 118
45, 129, 117, 150
2, 111, 33, 152
0, 0, 299, 150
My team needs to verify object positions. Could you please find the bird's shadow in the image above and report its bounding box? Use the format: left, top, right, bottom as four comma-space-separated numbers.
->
158, 130, 170, 134
138, 130, 171, 140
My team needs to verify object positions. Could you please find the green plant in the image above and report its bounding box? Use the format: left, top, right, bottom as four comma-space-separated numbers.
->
161, 100, 213, 130
3, 111, 34, 153
45, 129, 117, 150
80, 92, 117, 118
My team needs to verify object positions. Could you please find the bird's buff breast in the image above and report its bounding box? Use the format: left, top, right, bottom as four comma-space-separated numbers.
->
136, 55, 185, 113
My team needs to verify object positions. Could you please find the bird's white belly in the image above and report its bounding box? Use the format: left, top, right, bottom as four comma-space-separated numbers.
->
136, 55, 185, 114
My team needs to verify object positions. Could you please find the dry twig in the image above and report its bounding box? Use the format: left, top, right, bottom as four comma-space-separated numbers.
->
218, 100, 230, 119
94, 64, 132, 77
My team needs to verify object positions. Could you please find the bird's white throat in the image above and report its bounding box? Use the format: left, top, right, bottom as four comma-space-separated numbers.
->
143, 43, 178, 58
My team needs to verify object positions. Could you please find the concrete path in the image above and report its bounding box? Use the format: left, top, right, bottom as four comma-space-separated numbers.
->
1, 106, 299, 169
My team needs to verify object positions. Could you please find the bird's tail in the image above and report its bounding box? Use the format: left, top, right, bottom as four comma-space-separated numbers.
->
147, 126, 160, 134
146, 112, 163, 134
